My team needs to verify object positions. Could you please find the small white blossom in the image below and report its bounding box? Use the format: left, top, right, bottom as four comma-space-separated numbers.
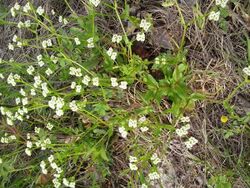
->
23, 3, 31, 13
17, 21, 24, 28
69, 100, 78, 112
90, 0, 100, 7
8, 43, 14, 51
75, 85, 82, 93
74, 37, 81, 45
118, 126, 128, 138
111, 77, 119, 87
140, 126, 149, 132
51, 9, 55, 15
71, 82, 76, 89
112, 34, 122, 43
119, 81, 128, 90
87, 37, 94, 48
136, 32, 145, 42
25, 148, 32, 156
107, 47, 117, 60
148, 171, 160, 180
243, 66, 250, 76
129, 163, 138, 171
45, 68, 53, 76
129, 156, 138, 163
184, 136, 198, 149
36, 6, 45, 16
208, 11, 220, 21
24, 20, 31, 27
92, 77, 99, 86
27, 66, 35, 75
82, 75, 91, 86
140, 19, 151, 32
46, 123, 54, 130
12, 35, 18, 43
128, 119, 137, 128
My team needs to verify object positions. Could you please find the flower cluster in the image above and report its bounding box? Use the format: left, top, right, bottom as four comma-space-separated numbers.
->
48, 96, 65, 117
129, 156, 138, 171
155, 56, 167, 65
148, 171, 160, 180
112, 34, 122, 43
87, 37, 94, 48
7, 73, 20, 86
107, 47, 117, 60
90, 0, 100, 7
119, 116, 148, 138
59, 16, 68, 25
0, 133, 16, 144
69, 67, 82, 77
110, 78, 128, 89
136, 19, 151, 42
184, 136, 198, 149
208, 11, 220, 21
150, 153, 161, 165
243, 66, 250, 76
215, 0, 229, 8
42, 39, 53, 49
176, 117, 198, 149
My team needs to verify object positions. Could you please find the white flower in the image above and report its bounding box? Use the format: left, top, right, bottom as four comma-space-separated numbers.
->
23, 3, 31, 13
129, 156, 138, 163
16, 97, 21, 105
51, 55, 58, 64
140, 126, 149, 132
47, 39, 52, 47
92, 77, 99, 86
136, 32, 145, 42
243, 66, 250, 76
14, 2, 20, 10
51, 9, 55, 15
0, 158, 2, 164
118, 126, 128, 138
141, 184, 148, 188
82, 75, 91, 86
220, 0, 229, 8
63, 18, 68, 25
8, 43, 14, 51
69, 100, 78, 112
42, 168, 48, 174
38, 61, 44, 67
48, 155, 54, 163
45, 68, 53, 76
69, 67, 82, 77
87, 37, 94, 48
11, 7, 16, 17
107, 47, 117, 60
36, 6, 45, 16
129, 163, 138, 171
208, 11, 220, 21
17, 41, 22, 48
25, 20, 31, 27
0, 73, 4, 79
17, 21, 24, 28
12, 35, 18, 43
75, 85, 82, 93
184, 136, 198, 149
150, 153, 161, 165
112, 34, 122, 43
90, 0, 100, 7
27, 66, 35, 75
71, 82, 76, 89
35, 127, 41, 134
30, 89, 36, 96
46, 123, 54, 130
148, 172, 160, 180
26, 141, 32, 148
140, 19, 151, 32
180, 116, 190, 123
176, 128, 188, 137
119, 81, 128, 90
138, 116, 147, 123
59, 16, 63, 23
42, 40, 47, 48
74, 37, 81, 45
25, 148, 32, 156
111, 77, 119, 87
22, 97, 28, 105
37, 54, 43, 61
128, 119, 137, 128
